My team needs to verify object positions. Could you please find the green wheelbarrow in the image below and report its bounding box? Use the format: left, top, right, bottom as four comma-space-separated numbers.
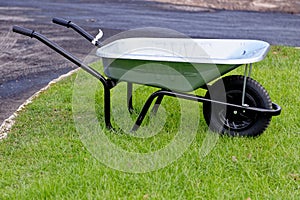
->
12, 18, 281, 137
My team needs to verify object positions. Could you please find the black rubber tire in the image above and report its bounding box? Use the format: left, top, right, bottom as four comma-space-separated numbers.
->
203, 75, 272, 137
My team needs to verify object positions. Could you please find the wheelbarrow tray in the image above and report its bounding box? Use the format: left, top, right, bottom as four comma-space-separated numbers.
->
97, 38, 270, 92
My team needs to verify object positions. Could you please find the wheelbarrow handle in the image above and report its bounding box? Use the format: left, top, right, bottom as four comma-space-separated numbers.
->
13, 23, 114, 129
52, 17, 71, 28
52, 17, 101, 46
12, 26, 35, 37
12, 25, 111, 88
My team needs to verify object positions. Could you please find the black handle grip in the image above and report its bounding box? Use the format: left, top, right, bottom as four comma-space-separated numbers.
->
52, 17, 71, 28
12, 25, 34, 37
52, 17, 99, 46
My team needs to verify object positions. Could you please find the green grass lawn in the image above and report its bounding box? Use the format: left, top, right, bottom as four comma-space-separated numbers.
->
0, 46, 299, 199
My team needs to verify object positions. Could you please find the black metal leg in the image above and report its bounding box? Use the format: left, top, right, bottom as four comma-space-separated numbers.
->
127, 82, 134, 114
131, 91, 166, 132
151, 95, 164, 116
104, 87, 112, 129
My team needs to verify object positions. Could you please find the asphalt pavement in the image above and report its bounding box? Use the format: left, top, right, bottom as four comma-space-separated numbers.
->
1, 0, 300, 124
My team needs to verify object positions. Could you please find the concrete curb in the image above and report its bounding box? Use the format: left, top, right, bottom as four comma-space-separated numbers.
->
0, 68, 80, 141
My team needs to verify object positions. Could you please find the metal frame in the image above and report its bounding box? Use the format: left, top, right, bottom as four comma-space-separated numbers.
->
12, 19, 282, 132
128, 87, 281, 131
242, 63, 253, 106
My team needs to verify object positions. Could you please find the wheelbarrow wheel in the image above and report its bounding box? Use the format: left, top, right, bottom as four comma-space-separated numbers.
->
203, 75, 272, 137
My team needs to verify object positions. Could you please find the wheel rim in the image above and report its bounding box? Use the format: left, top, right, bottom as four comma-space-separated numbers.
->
219, 90, 257, 131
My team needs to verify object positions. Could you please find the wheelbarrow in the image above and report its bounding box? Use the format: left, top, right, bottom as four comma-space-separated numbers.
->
12, 18, 281, 137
